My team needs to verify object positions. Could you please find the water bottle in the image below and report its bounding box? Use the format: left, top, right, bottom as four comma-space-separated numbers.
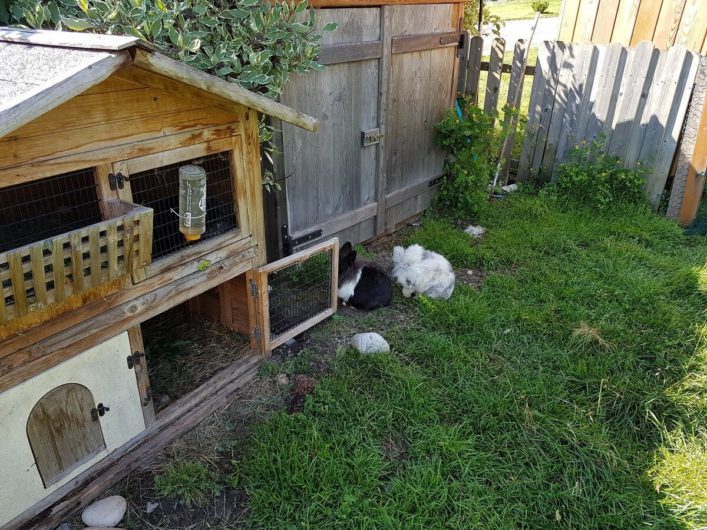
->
178, 164, 207, 241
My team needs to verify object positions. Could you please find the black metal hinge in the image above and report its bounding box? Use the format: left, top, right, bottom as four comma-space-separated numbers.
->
282, 224, 323, 256
127, 351, 145, 369
250, 279, 259, 298
108, 172, 130, 190
457, 32, 467, 57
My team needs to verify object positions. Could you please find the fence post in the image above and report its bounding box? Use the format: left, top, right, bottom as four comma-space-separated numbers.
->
668, 56, 707, 223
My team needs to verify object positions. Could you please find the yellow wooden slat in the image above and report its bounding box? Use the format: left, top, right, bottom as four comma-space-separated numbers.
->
29, 246, 48, 308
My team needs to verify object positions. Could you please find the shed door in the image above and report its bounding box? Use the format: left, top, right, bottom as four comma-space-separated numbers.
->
26, 383, 106, 487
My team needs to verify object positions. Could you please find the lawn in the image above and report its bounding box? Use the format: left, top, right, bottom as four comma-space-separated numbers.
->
243, 194, 707, 528
487, 0, 562, 20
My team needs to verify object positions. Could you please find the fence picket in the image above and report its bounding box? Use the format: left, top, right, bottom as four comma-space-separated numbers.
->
518, 42, 552, 180
457, 31, 471, 94
540, 42, 576, 177
484, 38, 506, 119
554, 43, 597, 170
607, 41, 658, 156
464, 36, 484, 104
583, 42, 628, 141
530, 41, 565, 179
500, 38, 528, 181
644, 47, 700, 205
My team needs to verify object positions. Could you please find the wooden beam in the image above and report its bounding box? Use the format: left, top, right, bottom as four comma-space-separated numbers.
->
289, 203, 378, 248
9, 355, 260, 530
0, 51, 130, 139
131, 49, 318, 132
319, 41, 383, 65
384, 174, 442, 207
391, 31, 462, 55
375, 7, 393, 235
480, 60, 536, 76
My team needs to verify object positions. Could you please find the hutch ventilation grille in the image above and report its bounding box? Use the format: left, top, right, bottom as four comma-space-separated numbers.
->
129, 152, 238, 260
250, 239, 339, 353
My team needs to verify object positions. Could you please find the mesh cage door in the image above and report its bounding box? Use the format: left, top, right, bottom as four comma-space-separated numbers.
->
249, 239, 339, 355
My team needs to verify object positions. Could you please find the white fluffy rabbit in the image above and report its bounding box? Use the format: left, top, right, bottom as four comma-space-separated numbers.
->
392, 244, 455, 300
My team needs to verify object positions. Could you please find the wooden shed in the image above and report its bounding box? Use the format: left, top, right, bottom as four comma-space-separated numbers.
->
0, 27, 338, 529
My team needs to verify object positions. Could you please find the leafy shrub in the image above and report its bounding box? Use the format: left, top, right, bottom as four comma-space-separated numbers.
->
530, 0, 550, 13
463, 1, 503, 36
9, 0, 336, 99
543, 138, 647, 209
154, 461, 222, 507
434, 99, 503, 220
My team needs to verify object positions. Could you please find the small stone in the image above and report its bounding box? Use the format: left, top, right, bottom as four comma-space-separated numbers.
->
464, 225, 486, 238
146, 501, 160, 514
352, 333, 390, 354
501, 183, 518, 193
81, 495, 127, 528
284, 338, 297, 347
276, 373, 290, 386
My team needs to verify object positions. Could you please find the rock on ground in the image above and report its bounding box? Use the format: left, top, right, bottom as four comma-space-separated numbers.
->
464, 225, 486, 238
81, 495, 127, 528
352, 333, 390, 354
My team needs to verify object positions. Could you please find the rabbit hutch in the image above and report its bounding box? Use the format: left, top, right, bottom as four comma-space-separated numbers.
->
0, 28, 339, 529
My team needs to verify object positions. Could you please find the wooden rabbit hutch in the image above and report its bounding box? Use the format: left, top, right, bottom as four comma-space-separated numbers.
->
0, 28, 338, 529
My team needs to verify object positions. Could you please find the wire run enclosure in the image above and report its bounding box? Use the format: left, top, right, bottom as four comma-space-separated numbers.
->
248, 238, 339, 354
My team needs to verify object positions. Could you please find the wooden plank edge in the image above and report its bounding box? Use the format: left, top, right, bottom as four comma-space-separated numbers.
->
10, 355, 260, 530
319, 41, 383, 65
391, 31, 462, 55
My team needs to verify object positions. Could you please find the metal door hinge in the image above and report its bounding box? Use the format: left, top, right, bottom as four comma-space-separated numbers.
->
108, 172, 130, 190
91, 403, 110, 421
142, 387, 153, 407
282, 224, 323, 255
456, 32, 467, 57
253, 327, 262, 341
250, 279, 259, 298
127, 351, 145, 369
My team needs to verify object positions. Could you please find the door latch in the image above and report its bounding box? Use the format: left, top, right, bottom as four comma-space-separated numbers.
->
91, 403, 110, 421
361, 128, 384, 147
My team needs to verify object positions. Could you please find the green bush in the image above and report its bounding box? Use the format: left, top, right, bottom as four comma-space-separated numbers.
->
463, 1, 502, 36
9, 0, 335, 99
530, 0, 550, 13
154, 461, 222, 507
543, 138, 648, 209
434, 99, 502, 220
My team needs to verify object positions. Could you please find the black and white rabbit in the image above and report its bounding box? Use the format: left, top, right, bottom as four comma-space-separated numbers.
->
338, 242, 392, 310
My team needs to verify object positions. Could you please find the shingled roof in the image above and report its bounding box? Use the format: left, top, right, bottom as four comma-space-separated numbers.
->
0, 27, 318, 138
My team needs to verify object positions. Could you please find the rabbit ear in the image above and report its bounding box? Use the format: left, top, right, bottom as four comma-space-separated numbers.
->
340, 241, 353, 257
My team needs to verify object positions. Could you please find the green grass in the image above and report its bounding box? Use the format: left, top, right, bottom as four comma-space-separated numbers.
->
487, 0, 562, 20
242, 195, 707, 529
154, 462, 222, 507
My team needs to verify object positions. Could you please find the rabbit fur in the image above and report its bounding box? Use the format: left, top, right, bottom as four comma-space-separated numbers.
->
338, 242, 392, 310
392, 244, 455, 300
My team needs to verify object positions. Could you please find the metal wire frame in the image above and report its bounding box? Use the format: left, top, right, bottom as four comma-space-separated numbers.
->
0, 168, 102, 254
128, 151, 238, 260
267, 248, 334, 340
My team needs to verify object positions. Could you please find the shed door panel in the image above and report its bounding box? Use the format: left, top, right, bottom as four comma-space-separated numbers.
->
280, 8, 381, 250
385, 4, 458, 229
27, 383, 105, 487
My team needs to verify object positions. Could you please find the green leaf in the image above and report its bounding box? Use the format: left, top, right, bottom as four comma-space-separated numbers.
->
321, 22, 338, 32
167, 24, 180, 47
77, 0, 89, 15
60, 16, 93, 30
185, 38, 201, 52
239, 0, 260, 7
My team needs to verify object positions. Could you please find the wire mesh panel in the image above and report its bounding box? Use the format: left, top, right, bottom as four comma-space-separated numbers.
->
129, 151, 238, 260
0, 168, 102, 254
251, 239, 339, 354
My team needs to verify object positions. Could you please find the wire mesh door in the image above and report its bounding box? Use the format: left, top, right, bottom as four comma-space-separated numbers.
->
248, 239, 339, 354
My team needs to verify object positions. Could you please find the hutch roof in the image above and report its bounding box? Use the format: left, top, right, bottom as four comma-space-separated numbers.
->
0, 27, 318, 138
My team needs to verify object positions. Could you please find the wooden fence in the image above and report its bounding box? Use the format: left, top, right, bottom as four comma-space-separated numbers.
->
518, 40, 700, 206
